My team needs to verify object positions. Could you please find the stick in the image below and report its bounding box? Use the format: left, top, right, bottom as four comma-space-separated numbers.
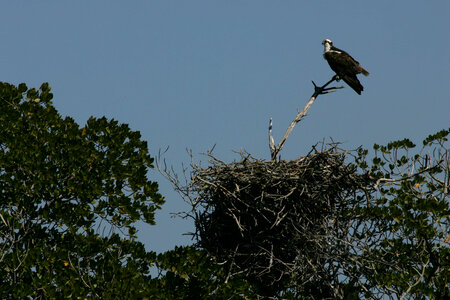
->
269, 76, 343, 160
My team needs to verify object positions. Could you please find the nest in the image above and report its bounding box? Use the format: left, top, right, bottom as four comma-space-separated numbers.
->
190, 147, 372, 296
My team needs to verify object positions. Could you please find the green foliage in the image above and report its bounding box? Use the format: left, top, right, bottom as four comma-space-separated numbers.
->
169, 130, 449, 299
0, 82, 163, 298
146, 246, 255, 299
423, 128, 449, 146
356, 129, 450, 298
0, 81, 447, 299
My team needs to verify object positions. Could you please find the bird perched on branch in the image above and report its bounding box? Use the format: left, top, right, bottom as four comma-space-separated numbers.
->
322, 39, 369, 95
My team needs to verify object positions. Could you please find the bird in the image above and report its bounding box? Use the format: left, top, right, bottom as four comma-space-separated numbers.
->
322, 39, 369, 95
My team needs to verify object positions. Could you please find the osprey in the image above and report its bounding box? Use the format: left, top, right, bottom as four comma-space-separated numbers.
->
322, 39, 369, 95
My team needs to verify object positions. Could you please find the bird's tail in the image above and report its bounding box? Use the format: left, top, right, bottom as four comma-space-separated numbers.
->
361, 67, 369, 76
342, 75, 363, 95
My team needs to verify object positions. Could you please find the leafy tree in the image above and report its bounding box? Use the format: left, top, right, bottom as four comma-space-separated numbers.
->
163, 129, 449, 299
147, 246, 255, 299
354, 129, 450, 299
0, 82, 163, 299
1, 81, 447, 299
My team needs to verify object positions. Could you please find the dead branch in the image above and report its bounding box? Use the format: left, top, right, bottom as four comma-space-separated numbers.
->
269, 76, 344, 160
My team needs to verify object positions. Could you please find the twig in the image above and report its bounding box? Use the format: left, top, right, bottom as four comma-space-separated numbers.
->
373, 163, 441, 190
269, 76, 344, 160
399, 258, 429, 300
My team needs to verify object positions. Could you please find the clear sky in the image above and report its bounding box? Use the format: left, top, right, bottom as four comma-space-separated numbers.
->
1, 1, 449, 253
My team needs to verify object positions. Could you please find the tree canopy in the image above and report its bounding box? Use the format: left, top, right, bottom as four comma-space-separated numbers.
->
1, 81, 448, 299
164, 130, 449, 299
0, 82, 163, 298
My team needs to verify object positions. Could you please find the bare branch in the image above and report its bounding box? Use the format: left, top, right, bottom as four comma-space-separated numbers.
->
269, 76, 344, 160
373, 163, 442, 190
268, 118, 275, 156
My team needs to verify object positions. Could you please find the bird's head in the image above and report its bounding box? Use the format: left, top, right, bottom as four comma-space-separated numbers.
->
322, 39, 333, 52
322, 39, 333, 46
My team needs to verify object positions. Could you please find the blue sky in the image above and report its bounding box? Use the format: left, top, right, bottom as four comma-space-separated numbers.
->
1, 1, 449, 253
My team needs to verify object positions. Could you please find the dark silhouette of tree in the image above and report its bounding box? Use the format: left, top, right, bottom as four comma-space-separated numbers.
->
0, 82, 163, 299
1, 81, 447, 299
163, 128, 449, 299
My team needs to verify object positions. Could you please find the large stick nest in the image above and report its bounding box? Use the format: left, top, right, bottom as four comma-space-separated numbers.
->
190, 147, 372, 295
